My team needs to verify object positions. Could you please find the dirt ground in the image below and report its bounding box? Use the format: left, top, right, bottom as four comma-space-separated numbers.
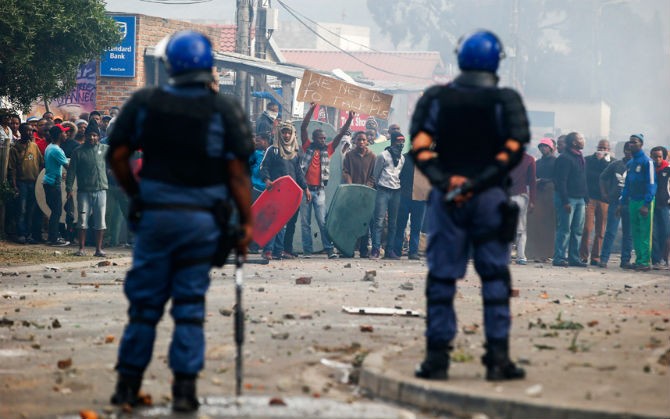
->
0, 245, 668, 419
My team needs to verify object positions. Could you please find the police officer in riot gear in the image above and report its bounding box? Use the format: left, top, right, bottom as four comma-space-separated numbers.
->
410, 30, 529, 381
107, 31, 253, 411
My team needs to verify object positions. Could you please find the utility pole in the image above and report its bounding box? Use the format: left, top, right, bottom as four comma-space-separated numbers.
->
235, 0, 251, 110
253, 0, 270, 118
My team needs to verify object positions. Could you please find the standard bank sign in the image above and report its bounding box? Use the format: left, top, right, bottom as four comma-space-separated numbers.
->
101, 16, 136, 77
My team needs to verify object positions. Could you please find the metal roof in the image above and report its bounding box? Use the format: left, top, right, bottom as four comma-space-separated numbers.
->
145, 47, 305, 80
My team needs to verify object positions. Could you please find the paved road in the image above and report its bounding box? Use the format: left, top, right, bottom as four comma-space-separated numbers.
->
0, 248, 668, 418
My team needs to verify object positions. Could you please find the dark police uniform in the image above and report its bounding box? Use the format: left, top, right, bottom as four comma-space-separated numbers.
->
107, 84, 252, 381
411, 71, 530, 371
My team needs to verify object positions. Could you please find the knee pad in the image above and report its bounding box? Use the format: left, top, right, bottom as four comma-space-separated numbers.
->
481, 269, 511, 307
171, 295, 206, 326
426, 273, 456, 306
128, 304, 164, 327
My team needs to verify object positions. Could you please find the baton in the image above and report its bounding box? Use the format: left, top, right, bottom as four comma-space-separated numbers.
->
234, 252, 244, 396
444, 186, 464, 203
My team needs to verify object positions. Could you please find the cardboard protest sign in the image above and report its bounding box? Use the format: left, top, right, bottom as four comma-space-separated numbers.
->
297, 70, 393, 120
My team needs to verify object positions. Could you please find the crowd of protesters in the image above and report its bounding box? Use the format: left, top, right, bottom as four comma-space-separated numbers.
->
1, 103, 668, 270
251, 102, 670, 271
1, 107, 126, 255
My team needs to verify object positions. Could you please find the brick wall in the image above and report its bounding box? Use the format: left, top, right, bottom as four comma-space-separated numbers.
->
96, 14, 223, 112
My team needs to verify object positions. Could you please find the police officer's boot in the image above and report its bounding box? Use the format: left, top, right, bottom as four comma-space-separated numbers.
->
172, 373, 200, 412
481, 338, 525, 381
415, 344, 451, 380
110, 373, 142, 406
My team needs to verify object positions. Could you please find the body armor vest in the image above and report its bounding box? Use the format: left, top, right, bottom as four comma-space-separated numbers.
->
137, 88, 227, 187
435, 85, 507, 179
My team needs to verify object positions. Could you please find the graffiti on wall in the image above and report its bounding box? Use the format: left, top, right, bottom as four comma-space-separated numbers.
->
31, 61, 96, 120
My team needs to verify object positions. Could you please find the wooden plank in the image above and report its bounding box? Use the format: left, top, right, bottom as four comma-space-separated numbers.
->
296, 70, 393, 120
341, 305, 422, 317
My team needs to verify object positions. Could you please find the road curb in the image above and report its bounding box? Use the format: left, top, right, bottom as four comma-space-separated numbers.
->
359, 349, 666, 419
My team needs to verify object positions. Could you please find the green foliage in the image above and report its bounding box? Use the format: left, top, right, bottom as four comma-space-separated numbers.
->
0, 180, 16, 203
0, 0, 121, 111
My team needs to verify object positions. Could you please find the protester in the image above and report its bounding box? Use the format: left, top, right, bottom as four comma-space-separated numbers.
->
370, 131, 406, 259
526, 138, 556, 261
392, 148, 430, 260
410, 30, 528, 381
299, 102, 353, 258
33, 118, 51, 155
599, 141, 634, 269
107, 31, 253, 412
342, 131, 376, 257
43, 124, 71, 246
365, 117, 387, 143
256, 101, 279, 143
260, 122, 309, 260
8, 123, 44, 244
66, 119, 109, 257
250, 133, 270, 199
620, 134, 656, 271
580, 139, 613, 266
9, 114, 21, 144
650, 146, 669, 269
508, 152, 536, 265
0, 113, 12, 145
553, 132, 589, 267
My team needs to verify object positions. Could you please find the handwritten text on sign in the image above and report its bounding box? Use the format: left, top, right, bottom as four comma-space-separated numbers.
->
297, 70, 393, 120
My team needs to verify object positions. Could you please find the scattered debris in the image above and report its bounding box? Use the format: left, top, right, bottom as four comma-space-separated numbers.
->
658, 349, 670, 366
525, 384, 543, 398
359, 325, 374, 333
320, 358, 352, 383
539, 292, 549, 299
343, 263, 352, 268
362, 270, 376, 281
52, 319, 61, 329
0, 317, 14, 327
511, 289, 520, 297
313, 342, 361, 354
587, 320, 599, 327
79, 410, 98, 419
399, 282, 414, 291
342, 306, 421, 317
462, 323, 479, 335
104, 335, 115, 344
219, 308, 232, 317
97, 261, 111, 267
57, 358, 72, 369
269, 397, 287, 406
295, 277, 312, 285
451, 349, 474, 363
533, 344, 556, 350
271, 332, 289, 340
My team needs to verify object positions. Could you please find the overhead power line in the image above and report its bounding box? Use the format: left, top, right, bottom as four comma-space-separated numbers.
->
276, 0, 434, 82
278, 0, 436, 62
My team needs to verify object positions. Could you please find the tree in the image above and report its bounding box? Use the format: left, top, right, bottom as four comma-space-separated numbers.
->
0, 0, 121, 111
367, 0, 670, 142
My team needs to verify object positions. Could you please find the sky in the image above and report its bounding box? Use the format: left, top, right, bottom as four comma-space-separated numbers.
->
104, 0, 670, 144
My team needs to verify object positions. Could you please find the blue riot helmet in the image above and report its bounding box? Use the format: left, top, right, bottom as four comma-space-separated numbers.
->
455, 30, 505, 73
164, 30, 214, 85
